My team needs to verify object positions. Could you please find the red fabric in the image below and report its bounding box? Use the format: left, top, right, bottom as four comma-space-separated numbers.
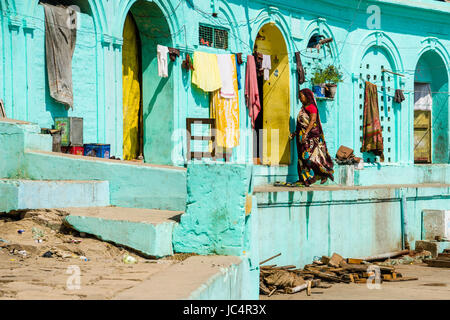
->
305, 104, 318, 114
245, 55, 261, 128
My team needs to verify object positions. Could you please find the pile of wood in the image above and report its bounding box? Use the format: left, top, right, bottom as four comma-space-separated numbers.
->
424, 249, 450, 268
260, 252, 418, 296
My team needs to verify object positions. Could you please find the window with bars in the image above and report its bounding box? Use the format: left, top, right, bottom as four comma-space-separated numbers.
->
199, 24, 228, 50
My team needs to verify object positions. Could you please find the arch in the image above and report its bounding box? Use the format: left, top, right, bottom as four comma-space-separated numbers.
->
415, 37, 450, 85
115, 0, 180, 43
413, 49, 449, 164
121, 0, 175, 164
355, 32, 403, 163
303, 19, 339, 61
249, 7, 295, 57
252, 22, 291, 166
353, 31, 404, 75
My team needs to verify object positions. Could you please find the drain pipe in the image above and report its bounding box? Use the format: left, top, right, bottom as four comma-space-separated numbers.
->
400, 188, 410, 250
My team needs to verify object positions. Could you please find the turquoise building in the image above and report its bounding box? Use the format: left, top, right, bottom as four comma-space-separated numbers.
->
0, 0, 448, 172
0, 0, 449, 299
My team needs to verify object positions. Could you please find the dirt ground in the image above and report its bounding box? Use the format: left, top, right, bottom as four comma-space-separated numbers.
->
0, 209, 182, 300
261, 264, 450, 300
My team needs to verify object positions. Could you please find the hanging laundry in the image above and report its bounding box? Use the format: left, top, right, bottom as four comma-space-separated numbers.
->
235, 54, 242, 90
295, 52, 306, 85
42, 3, 77, 110
191, 51, 222, 92
157, 45, 169, 78
245, 55, 261, 128
168, 47, 180, 62
361, 81, 384, 162
414, 83, 432, 111
210, 55, 240, 149
254, 52, 264, 77
182, 53, 194, 71
236, 53, 243, 65
217, 54, 235, 99
262, 54, 271, 81
394, 89, 405, 103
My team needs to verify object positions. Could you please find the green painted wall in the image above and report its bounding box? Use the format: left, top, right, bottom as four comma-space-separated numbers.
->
173, 163, 254, 256
0, 0, 449, 178
256, 184, 450, 267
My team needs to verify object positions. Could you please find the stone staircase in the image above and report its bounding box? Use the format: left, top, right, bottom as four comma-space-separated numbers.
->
0, 179, 110, 212
63, 206, 182, 257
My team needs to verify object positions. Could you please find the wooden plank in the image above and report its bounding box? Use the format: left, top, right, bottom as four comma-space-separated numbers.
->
347, 258, 363, 264
424, 259, 450, 268
260, 253, 281, 265
343, 264, 394, 273
383, 274, 393, 280
384, 277, 418, 282
329, 253, 345, 267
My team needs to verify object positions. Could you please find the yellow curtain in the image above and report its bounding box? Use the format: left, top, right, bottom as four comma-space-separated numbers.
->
210, 55, 240, 150
122, 14, 141, 160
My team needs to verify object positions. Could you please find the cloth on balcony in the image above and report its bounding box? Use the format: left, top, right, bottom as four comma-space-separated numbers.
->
157, 45, 169, 78
262, 54, 271, 81
217, 54, 235, 99
245, 55, 261, 128
394, 89, 405, 103
210, 55, 240, 149
295, 51, 306, 87
191, 51, 222, 92
42, 3, 77, 110
235, 54, 242, 90
361, 81, 384, 162
168, 47, 180, 62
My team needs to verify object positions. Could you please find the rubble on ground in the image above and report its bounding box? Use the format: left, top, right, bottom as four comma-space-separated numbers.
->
260, 252, 422, 296
0, 209, 142, 264
423, 249, 450, 268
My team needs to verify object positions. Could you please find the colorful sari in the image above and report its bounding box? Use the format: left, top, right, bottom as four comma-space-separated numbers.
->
294, 89, 334, 186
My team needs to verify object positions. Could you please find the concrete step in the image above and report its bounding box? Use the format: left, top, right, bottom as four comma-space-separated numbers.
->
113, 255, 246, 300
63, 206, 183, 258
0, 179, 110, 212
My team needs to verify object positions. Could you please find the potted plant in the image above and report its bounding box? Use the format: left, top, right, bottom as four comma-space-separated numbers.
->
322, 65, 343, 99
311, 68, 327, 97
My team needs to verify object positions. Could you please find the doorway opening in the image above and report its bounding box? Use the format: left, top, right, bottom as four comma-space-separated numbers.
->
252, 23, 290, 166
414, 51, 449, 164
122, 0, 174, 164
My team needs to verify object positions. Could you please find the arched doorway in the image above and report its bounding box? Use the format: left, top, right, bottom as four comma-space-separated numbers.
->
358, 46, 399, 163
414, 51, 449, 164
122, 0, 174, 164
253, 23, 290, 165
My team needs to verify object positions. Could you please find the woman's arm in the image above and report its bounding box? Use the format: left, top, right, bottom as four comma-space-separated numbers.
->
302, 113, 317, 142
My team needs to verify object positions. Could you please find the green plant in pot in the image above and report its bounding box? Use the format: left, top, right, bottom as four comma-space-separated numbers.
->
311, 68, 327, 97
323, 65, 343, 99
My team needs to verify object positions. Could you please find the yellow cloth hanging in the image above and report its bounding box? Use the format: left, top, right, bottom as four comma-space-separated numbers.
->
210, 55, 240, 149
192, 51, 222, 92
122, 14, 141, 160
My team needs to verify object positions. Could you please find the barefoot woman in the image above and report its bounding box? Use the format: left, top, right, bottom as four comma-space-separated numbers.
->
290, 88, 334, 186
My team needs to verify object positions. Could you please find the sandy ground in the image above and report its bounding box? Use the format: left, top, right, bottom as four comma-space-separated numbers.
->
0, 209, 181, 300
261, 264, 450, 300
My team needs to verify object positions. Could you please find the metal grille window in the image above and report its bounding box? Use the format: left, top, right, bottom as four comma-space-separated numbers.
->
199, 25, 228, 50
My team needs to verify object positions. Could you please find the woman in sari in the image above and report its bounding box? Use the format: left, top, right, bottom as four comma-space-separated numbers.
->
289, 88, 334, 186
